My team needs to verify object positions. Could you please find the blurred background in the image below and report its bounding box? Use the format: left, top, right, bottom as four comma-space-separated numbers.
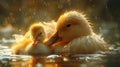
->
0, 0, 119, 45
0, 0, 120, 67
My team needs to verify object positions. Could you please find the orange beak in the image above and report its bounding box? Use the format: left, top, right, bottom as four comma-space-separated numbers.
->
32, 38, 38, 47
45, 32, 61, 46
32, 34, 40, 47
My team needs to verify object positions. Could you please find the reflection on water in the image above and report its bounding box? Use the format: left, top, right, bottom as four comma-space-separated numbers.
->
0, 41, 31, 67
0, 40, 120, 67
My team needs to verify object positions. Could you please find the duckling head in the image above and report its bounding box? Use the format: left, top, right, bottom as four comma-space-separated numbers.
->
57, 11, 93, 42
46, 11, 93, 45
29, 23, 46, 47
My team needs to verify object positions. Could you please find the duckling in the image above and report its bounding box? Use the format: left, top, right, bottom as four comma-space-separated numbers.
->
27, 21, 57, 67
46, 11, 108, 54
24, 23, 51, 56
11, 21, 56, 55
25, 23, 51, 67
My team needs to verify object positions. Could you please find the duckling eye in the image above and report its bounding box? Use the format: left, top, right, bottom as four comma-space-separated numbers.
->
66, 24, 71, 27
39, 32, 42, 35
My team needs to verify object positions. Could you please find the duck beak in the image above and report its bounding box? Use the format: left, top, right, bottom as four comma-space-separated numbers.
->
32, 34, 40, 47
45, 32, 61, 46
32, 37, 38, 47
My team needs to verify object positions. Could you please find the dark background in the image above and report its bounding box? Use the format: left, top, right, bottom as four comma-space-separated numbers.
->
0, 0, 119, 44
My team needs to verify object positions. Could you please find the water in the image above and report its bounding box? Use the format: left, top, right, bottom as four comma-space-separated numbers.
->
0, 40, 32, 67
0, 40, 120, 67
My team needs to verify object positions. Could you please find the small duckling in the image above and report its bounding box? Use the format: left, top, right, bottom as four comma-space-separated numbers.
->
25, 23, 51, 56
11, 21, 56, 55
12, 21, 56, 67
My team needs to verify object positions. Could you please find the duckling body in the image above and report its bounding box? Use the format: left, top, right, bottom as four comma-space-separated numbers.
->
25, 42, 51, 56
53, 34, 107, 54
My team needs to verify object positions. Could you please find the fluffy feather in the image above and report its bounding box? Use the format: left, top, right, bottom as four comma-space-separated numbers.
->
46, 11, 108, 54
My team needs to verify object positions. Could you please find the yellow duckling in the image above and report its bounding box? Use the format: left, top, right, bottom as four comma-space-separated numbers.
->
12, 21, 56, 67
24, 23, 51, 56
25, 23, 51, 67
46, 11, 108, 54
11, 21, 56, 55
